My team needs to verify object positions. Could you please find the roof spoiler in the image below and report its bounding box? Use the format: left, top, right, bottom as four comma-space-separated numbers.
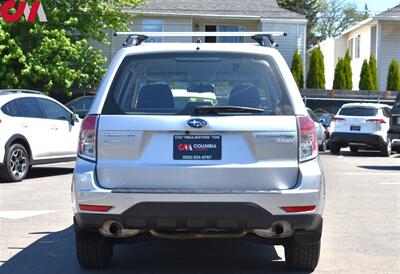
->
114, 32, 287, 47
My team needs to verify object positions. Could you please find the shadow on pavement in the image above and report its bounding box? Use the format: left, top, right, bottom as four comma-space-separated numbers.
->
358, 165, 400, 171
0, 226, 311, 274
27, 167, 74, 180
339, 151, 385, 157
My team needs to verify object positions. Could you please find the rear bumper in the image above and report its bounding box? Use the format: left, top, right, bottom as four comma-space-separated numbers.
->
75, 202, 323, 232
72, 157, 325, 234
330, 132, 386, 147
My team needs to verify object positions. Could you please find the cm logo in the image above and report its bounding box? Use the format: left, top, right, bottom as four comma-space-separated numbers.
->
0, 1, 47, 23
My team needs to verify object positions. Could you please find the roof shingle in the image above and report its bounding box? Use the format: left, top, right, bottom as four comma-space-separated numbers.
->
376, 4, 400, 18
130, 0, 306, 20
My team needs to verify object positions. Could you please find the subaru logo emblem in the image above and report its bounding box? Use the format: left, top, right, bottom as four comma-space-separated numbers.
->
187, 119, 208, 129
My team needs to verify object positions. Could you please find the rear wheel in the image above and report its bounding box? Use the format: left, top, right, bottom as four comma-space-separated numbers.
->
330, 143, 341, 155
0, 143, 30, 182
380, 140, 392, 157
285, 241, 321, 271
74, 219, 113, 269
350, 146, 358, 153
319, 141, 327, 152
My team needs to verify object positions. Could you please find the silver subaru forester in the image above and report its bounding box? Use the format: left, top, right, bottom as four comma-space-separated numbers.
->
72, 32, 325, 271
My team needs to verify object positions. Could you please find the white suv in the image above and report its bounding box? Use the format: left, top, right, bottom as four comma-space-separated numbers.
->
330, 103, 392, 156
0, 89, 81, 182
72, 32, 325, 271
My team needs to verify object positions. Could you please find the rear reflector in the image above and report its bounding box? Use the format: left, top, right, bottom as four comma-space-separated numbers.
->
367, 119, 386, 124
281, 206, 316, 213
79, 204, 113, 212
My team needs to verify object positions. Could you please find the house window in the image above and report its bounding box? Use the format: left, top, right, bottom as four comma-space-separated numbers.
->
349, 39, 354, 59
355, 35, 361, 59
142, 19, 164, 42
218, 25, 246, 43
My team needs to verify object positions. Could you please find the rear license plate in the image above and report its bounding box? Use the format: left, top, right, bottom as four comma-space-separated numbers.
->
173, 135, 221, 160
350, 126, 361, 131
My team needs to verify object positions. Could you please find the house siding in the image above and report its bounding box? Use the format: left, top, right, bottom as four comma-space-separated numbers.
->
378, 20, 400, 91
261, 21, 307, 67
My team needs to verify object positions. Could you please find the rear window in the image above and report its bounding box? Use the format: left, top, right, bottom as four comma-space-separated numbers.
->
103, 53, 293, 116
339, 107, 378, 117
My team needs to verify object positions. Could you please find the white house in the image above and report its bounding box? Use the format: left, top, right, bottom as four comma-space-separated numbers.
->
317, 5, 400, 91
97, 0, 307, 69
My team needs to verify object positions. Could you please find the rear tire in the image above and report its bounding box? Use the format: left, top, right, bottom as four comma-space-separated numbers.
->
74, 220, 113, 269
330, 143, 341, 155
285, 241, 321, 271
380, 140, 391, 157
319, 141, 327, 152
350, 146, 358, 153
0, 143, 30, 182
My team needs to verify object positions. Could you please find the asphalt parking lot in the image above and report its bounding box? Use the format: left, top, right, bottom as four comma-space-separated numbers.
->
0, 150, 399, 274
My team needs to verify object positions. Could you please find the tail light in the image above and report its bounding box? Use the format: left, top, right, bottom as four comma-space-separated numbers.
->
298, 115, 318, 162
332, 117, 345, 122
78, 115, 98, 162
367, 119, 386, 124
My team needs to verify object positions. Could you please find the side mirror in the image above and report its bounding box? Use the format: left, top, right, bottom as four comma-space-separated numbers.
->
70, 113, 80, 126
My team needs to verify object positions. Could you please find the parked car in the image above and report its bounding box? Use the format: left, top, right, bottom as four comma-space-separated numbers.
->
330, 103, 392, 156
65, 96, 95, 118
72, 32, 325, 271
388, 93, 400, 153
0, 89, 81, 182
307, 108, 329, 151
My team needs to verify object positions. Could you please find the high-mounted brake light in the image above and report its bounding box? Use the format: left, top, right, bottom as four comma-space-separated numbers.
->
78, 115, 98, 162
298, 115, 318, 162
281, 206, 316, 213
79, 204, 112, 212
367, 119, 386, 124
332, 117, 345, 121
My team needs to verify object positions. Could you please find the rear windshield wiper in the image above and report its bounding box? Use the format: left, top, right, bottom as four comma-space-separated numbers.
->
193, 106, 265, 115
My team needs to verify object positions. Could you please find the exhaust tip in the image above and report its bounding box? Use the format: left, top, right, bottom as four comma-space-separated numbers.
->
99, 220, 140, 238
274, 224, 284, 236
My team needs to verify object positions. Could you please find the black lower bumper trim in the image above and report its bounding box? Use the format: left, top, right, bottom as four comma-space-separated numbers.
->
75, 202, 322, 232
330, 133, 385, 147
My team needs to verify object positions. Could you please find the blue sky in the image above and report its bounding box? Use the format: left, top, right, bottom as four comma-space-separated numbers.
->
356, 0, 400, 14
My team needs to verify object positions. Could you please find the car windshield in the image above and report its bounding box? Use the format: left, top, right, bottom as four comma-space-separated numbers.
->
339, 107, 378, 117
103, 53, 294, 116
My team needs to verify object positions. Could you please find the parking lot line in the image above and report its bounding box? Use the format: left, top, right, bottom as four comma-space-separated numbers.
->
0, 210, 57, 220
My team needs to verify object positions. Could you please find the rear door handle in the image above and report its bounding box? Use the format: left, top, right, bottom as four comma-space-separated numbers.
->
52, 126, 59, 131
21, 123, 28, 128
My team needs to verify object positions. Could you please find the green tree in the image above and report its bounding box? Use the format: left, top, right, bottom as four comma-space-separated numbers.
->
369, 55, 378, 91
317, 0, 369, 39
291, 49, 304, 88
359, 59, 373, 90
306, 46, 326, 89
277, 0, 321, 46
387, 59, 400, 91
333, 58, 347, 90
343, 50, 353, 90
0, 0, 144, 95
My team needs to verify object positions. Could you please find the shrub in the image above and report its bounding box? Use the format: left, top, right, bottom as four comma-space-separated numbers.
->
359, 59, 373, 90
333, 59, 347, 90
291, 49, 304, 88
369, 55, 378, 91
306, 46, 326, 89
343, 50, 353, 90
387, 59, 400, 91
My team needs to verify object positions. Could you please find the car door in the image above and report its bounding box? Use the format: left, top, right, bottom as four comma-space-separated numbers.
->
37, 98, 80, 158
5, 97, 53, 159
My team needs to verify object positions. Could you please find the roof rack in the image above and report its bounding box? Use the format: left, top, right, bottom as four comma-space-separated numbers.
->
0, 89, 43, 95
114, 32, 287, 47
